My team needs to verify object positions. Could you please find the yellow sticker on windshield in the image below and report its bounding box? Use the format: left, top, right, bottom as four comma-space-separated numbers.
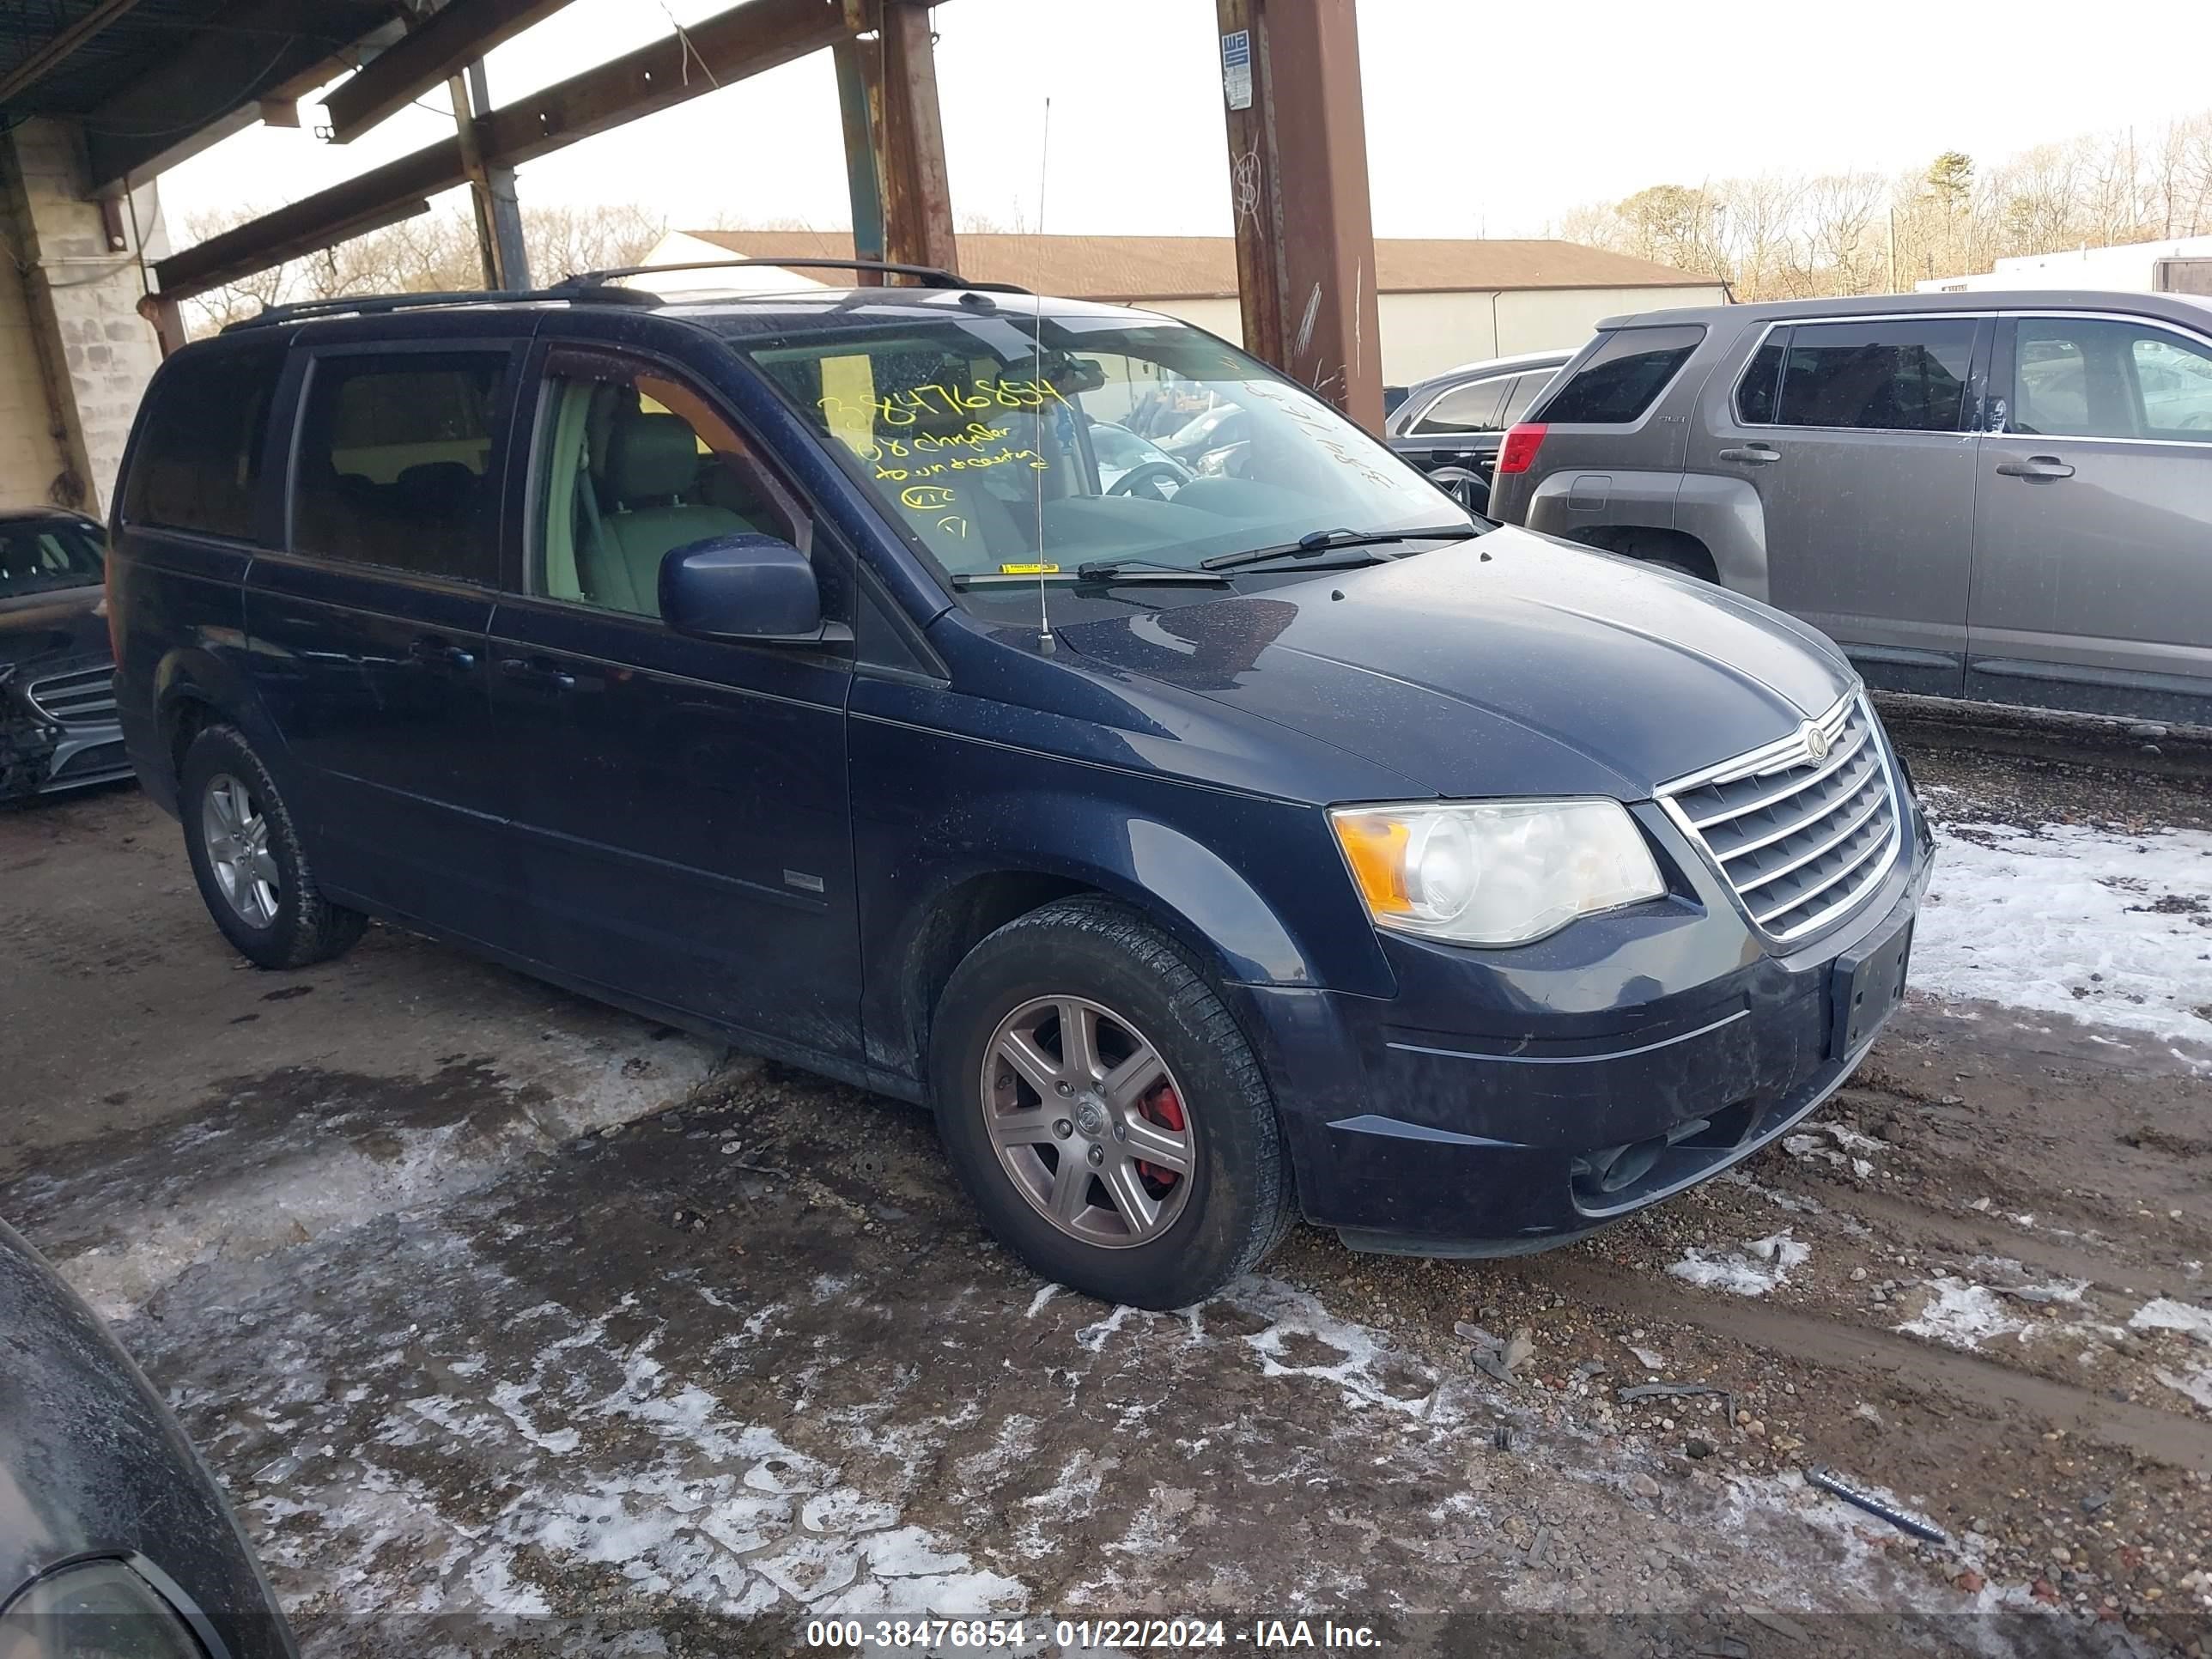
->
819, 353, 877, 455
999, 563, 1060, 575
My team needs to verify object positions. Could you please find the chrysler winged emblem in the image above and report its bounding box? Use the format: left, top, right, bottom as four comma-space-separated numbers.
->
1802, 720, 1831, 763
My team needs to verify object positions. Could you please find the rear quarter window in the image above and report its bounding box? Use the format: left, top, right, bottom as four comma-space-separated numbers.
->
120, 343, 284, 541
1770, 319, 1975, 432
1536, 325, 1705, 425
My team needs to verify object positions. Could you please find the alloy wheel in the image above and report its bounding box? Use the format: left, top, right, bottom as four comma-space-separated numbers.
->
979, 995, 1196, 1249
201, 772, 279, 927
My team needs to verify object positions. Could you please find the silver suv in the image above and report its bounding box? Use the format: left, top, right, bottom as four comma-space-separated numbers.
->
1486, 291, 2212, 726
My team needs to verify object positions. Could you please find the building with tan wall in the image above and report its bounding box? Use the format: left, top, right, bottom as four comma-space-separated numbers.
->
645, 229, 1726, 388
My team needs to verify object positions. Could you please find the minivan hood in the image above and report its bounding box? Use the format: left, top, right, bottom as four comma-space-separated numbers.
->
1055, 528, 1853, 800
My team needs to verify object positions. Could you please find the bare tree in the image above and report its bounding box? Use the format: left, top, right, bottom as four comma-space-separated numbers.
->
1559, 104, 2212, 298
175, 201, 672, 337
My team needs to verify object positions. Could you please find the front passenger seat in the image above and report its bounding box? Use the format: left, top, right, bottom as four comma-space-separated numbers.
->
586, 413, 751, 615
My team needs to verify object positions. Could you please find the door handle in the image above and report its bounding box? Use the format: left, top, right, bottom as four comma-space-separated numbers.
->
409, 637, 477, 671
1717, 445, 1781, 465
1995, 456, 2075, 480
498, 656, 577, 690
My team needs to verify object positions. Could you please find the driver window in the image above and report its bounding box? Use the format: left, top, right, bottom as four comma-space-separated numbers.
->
532, 355, 805, 617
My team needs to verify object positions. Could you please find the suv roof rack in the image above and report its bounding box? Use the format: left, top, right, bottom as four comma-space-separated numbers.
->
561, 257, 1031, 295
219, 258, 1029, 333
217, 287, 652, 332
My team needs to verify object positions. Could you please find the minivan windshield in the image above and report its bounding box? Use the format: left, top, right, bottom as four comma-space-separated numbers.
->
0, 517, 102, 599
732, 312, 1475, 597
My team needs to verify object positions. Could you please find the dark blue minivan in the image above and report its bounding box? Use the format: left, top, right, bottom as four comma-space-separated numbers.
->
106, 266, 1931, 1308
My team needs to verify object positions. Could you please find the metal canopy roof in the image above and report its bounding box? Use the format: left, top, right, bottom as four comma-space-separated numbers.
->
0, 0, 400, 191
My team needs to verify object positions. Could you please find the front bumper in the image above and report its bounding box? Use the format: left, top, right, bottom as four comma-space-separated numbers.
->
1, 659, 128, 801
1236, 787, 1936, 1255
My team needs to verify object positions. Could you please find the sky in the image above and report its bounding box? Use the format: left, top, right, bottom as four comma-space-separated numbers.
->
159, 0, 2212, 249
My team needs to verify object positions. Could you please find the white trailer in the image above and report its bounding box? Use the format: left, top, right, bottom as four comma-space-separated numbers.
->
1919, 233, 2212, 296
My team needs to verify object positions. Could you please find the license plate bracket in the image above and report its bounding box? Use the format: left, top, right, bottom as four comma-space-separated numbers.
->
1831, 918, 1912, 1059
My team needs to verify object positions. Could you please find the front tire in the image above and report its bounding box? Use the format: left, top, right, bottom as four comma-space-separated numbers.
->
929, 897, 1294, 1310
180, 724, 366, 969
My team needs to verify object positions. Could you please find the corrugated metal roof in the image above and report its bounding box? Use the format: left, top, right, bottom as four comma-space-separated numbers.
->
677, 228, 1719, 299
0, 1, 389, 116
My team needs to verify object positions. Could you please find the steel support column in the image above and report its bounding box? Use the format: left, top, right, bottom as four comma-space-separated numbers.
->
831, 38, 885, 284
875, 0, 957, 279
451, 62, 531, 289
1214, 0, 1382, 431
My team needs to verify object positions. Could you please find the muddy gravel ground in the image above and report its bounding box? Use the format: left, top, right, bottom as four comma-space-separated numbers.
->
3, 725, 2209, 1659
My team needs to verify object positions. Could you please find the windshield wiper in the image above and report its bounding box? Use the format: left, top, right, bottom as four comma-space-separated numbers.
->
950, 560, 1230, 589
1199, 524, 1474, 573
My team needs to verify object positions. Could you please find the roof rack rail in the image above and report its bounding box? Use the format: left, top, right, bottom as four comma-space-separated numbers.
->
219, 283, 658, 332
561, 257, 1031, 295
216, 258, 1029, 333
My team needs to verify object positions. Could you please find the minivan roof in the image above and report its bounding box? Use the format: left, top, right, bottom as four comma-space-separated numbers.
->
1598, 288, 2212, 331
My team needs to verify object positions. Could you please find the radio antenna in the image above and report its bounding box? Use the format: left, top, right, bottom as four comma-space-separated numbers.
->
1031, 94, 1054, 655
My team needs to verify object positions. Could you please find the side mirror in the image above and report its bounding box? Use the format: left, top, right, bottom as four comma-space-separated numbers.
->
659, 534, 825, 642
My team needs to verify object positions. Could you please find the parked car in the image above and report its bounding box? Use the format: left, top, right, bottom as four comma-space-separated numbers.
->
1386, 349, 1573, 513
0, 1218, 296, 1658
1487, 291, 2212, 726
107, 269, 1929, 1309
0, 508, 129, 801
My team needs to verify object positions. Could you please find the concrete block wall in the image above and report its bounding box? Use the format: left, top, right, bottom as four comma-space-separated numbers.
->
0, 243, 68, 507
0, 118, 166, 516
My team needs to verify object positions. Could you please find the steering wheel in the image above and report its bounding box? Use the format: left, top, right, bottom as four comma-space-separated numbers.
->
2179, 410, 2212, 430
1107, 461, 1186, 501
1426, 465, 1490, 515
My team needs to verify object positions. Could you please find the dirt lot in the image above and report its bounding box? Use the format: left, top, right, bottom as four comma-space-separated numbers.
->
3, 720, 2209, 1658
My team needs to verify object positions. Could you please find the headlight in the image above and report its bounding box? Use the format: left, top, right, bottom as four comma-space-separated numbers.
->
0, 1559, 209, 1659
1329, 798, 1665, 947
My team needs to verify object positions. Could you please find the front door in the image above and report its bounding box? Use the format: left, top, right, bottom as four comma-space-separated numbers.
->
488, 343, 862, 1055
243, 343, 528, 947
1691, 315, 1985, 697
1967, 312, 2212, 723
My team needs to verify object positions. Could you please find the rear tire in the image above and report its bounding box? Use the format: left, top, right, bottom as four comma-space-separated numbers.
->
928, 896, 1293, 1310
180, 725, 366, 970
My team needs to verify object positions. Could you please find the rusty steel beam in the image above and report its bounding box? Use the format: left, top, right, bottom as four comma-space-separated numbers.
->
1214, 0, 1382, 432
155, 0, 860, 301
875, 1, 955, 279
322, 0, 582, 144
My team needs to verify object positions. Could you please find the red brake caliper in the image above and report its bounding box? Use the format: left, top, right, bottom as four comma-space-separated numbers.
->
1136, 1083, 1186, 1188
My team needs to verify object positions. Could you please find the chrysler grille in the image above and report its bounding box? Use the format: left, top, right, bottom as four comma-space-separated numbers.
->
1661, 692, 1900, 943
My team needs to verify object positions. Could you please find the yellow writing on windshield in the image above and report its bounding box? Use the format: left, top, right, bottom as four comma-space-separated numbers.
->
871, 443, 1047, 484
818, 376, 1069, 429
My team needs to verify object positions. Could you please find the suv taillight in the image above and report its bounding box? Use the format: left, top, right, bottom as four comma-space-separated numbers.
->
1497, 422, 1547, 475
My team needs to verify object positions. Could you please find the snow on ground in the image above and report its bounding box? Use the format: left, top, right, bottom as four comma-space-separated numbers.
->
1666, 1230, 1811, 1297
1913, 805, 2212, 1049
1896, 1277, 2029, 1351
2130, 1297, 2212, 1344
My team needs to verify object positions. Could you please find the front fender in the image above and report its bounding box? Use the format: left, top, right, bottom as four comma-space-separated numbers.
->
1672, 472, 1771, 602
853, 723, 1401, 1085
